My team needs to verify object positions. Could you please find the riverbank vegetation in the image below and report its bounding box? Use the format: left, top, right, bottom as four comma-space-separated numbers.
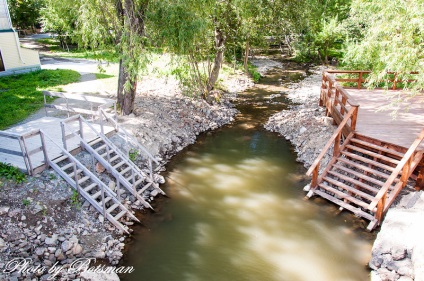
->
10, 0, 422, 113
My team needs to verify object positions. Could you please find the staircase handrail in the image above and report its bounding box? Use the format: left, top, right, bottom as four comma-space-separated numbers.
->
369, 128, 424, 211
98, 108, 159, 166
306, 107, 358, 189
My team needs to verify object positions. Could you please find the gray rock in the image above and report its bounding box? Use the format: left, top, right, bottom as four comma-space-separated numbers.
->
0, 238, 6, 250
80, 272, 120, 281
61, 241, 73, 252
35, 247, 45, 256
392, 246, 406, 261
0, 206, 10, 215
93, 251, 106, 259
396, 259, 414, 278
72, 243, 83, 255
377, 268, 397, 281
45, 234, 58, 245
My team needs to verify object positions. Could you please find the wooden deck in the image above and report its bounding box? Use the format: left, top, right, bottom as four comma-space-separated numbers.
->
347, 89, 424, 150
0, 117, 114, 173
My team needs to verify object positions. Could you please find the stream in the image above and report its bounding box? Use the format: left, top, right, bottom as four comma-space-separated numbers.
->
121, 60, 375, 281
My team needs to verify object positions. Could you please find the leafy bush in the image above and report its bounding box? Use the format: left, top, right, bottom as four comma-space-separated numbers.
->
0, 162, 26, 183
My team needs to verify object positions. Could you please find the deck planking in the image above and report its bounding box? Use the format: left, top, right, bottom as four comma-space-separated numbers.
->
0, 117, 115, 173
346, 89, 424, 150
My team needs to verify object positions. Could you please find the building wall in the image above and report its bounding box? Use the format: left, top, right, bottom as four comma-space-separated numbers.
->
0, 31, 40, 74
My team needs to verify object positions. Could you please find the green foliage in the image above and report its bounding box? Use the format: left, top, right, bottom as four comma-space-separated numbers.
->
22, 198, 31, 207
0, 69, 80, 129
70, 189, 81, 210
128, 149, 139, 162
0, 162, 26, 183
8, 0, 44, 29
343, 0, 424, 93
247, 63, 261, 83
48, 173, 57, 180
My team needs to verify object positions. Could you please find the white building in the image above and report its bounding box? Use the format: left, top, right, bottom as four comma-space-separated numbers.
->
0, 0, 40, 76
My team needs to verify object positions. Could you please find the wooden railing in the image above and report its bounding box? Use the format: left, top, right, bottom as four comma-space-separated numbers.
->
43, 91, 117, 120
325, 70, 418, 90
306, 107, 358, 191
370, 128, 424, 224
321, 72, 359, 136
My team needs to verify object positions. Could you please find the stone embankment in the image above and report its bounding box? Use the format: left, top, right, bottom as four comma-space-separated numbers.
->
264, 64, 423, 281
0, 73, 250, 281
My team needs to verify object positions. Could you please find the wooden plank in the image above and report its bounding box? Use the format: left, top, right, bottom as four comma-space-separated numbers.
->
350, 137, 406, 158
318, 183, 371, 209
345, 144, 400, 165
0, 148, 23, 157
313, 189, 375, 221
341, 151, 396, 172
336, 157, 395, 180
323, 175, 375, 201
332, 163, 385, 188
327, 170, 379, 195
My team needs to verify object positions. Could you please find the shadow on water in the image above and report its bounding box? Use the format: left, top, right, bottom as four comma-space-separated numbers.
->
121, 60, 376, 281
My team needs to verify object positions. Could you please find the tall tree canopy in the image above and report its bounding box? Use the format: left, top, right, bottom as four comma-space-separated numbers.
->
343, 0, 424, 92
8, 0, 44, 30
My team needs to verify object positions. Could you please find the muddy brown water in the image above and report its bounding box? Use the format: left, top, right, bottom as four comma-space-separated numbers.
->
121, 62, 375, 281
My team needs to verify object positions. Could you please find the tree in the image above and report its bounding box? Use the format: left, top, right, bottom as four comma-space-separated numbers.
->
8, 0, 44, 30
42, 0, 149, 115
343, 0, 424, 93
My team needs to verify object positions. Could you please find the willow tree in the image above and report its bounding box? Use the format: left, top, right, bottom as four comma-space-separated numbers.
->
42, 0, 149, 114
343, 0, 424, 92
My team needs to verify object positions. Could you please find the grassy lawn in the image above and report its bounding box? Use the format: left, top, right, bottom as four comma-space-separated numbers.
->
37, 38, 119, 62
0, 69, 80, 129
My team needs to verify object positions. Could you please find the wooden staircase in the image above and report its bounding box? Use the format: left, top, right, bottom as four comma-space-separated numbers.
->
307, 108, 424, 230
60, 115, 165, 210
39, 130, 139, 234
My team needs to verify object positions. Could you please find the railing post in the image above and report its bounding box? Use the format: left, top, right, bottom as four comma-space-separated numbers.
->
401, 155, 413, 183
18, 136, 32, 175
333, 131, 342, 157
350, 106, 358, 131
311, 165, 319, 190
21, 137, 34, 175
39, 131, 50, 170
78, 116, 84, 147
101, 185, 106, 218
358, 72, 363, 89
60, 121, 68, 151
375, 193, 386, 224
149, 158, 154, 183
74, 162, 80, 195
392, 73, 398, 90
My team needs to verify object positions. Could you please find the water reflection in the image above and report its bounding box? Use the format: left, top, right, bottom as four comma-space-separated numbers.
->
121, 63, 373, 281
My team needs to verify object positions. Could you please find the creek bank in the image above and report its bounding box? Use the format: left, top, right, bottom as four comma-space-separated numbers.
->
263, 63, 423, 281
0, 72, 250, 281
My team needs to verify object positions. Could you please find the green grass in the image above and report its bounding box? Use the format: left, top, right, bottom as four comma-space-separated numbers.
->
37, 38, 119, 62
0, 69, 80, 129
95, 73, 115, 79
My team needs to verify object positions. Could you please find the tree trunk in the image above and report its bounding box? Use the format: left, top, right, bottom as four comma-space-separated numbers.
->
117, 59, 137, 115
207, 27, 226, 93
244, 39, 250, 74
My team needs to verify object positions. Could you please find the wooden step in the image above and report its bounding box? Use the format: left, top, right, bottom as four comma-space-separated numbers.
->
77, 176, 90, 185
101, 151, 116, 158
137, 182, 153, 195
134, 177, 147, 188
106, 203, 120, 214
350, 138, 405, 158
113, 161, 126, 169
120, 166, 132, 176
318, 183, 371, 209
332, 164, 386, 188
88, 137, 103, 147
60, 162, 74, 171
109, 155, 120, 163
314, 189, 375, 221
337, 157, 395, 180
324, 172, 377, 198
95, 144, 107, 152
114, 210, 127, 221
52, 155, 68, 164
341, 151, 396, 172
67, 169, 83, 177
345, 144, 400, 165
84, 183, 97, 193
